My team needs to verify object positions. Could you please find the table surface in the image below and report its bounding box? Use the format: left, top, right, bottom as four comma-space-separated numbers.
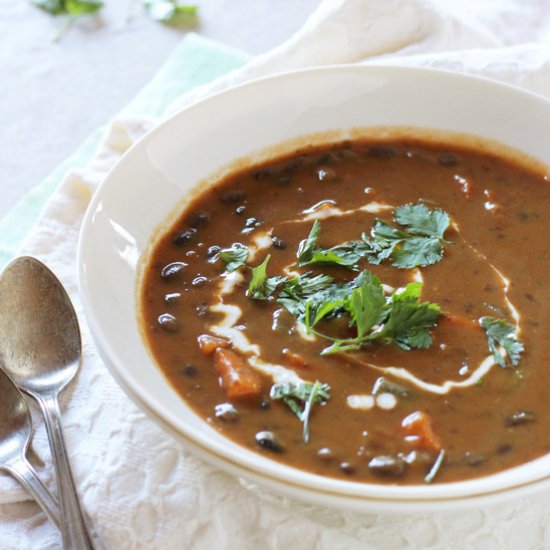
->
0, 0, 320, 220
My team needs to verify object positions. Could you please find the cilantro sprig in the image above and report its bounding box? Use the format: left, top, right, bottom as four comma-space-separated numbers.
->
240, 253, 442, 356
296, 204, 451, 271
310, 276, 442, 356
480, 317, 523, 367
270, 380, 330, 443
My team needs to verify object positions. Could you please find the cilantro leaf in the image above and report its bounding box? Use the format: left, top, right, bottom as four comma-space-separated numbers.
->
270, 380, 330, 443
480, 317, 524, 367
347, 272, 386, 337
296, 219, 321, 264
301, 245, 363, 269
391, 281, 422, 302
246, 255, 286, 300
219, 243, 248, 272
381, 301, 440, 350
277, 272, 333, 319
394, 203, 450, 238
391, 237, 443, 269
362, 203, 451, 269
297, 220, 366, 270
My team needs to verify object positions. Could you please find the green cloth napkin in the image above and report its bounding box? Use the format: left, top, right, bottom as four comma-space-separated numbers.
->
0, 34, 248, 269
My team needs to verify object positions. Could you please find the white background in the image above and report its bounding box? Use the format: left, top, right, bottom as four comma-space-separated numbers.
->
0, 0, 320, 218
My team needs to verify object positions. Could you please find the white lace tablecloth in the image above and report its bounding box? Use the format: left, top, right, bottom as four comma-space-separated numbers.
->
2, 0, 550, 548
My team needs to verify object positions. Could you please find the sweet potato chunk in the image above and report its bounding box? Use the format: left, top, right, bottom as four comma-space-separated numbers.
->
213, 348, 263, 401
401, 411, 442, 452
281, 348, 309, 370
198, 334, 231, 355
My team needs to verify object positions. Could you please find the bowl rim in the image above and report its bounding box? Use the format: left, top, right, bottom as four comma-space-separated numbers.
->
78, 64, 550, 512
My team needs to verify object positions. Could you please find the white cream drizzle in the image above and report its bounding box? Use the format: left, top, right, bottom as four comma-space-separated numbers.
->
347, 395, 375, 410
208, 199, 521, 400
301, 201, 392, 222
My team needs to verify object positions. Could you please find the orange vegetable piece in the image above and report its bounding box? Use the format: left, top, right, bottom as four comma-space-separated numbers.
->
401, 411, 442, 452
213, 348, 263, 401
281, 348, 309, 370
197, 334, 231, 355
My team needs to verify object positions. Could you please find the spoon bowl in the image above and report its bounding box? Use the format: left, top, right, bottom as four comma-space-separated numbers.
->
0, 257, 80, 394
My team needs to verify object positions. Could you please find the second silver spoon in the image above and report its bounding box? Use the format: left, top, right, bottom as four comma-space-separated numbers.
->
0, 367, 60, 528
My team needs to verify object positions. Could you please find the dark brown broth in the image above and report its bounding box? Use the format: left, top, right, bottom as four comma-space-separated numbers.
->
140, 138, 550, 484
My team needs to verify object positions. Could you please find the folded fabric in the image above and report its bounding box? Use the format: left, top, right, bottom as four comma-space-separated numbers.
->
2, 0, 550, 548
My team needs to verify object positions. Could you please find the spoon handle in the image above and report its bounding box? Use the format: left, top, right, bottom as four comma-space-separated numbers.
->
38, 393, 97, 550
5, 455, 61, 528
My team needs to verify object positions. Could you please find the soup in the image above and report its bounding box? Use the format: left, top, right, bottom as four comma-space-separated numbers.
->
139, 136, 550, 484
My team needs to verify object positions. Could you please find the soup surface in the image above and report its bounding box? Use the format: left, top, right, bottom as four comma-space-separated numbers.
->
140, 136, 550, 484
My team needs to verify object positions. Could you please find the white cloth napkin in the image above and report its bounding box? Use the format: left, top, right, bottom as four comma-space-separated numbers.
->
3, 0, 550, 548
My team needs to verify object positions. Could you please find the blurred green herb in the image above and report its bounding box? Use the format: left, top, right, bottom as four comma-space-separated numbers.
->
30, 0, 103, 42
31, 0, 103, 16
143, 0, 197, 23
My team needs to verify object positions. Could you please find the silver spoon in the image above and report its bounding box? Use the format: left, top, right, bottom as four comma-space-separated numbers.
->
0, 256, 96, 549
0, 367, 60, 528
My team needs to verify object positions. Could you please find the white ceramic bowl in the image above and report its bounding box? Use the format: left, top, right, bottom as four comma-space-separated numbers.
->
78, 65, 550, 513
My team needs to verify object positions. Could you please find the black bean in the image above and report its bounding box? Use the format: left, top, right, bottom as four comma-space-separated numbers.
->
438, 154, 458, 167
277, 175, 292, 186
157, 313, 179, 332
368, 146, 395, 159
192, 276, 208, 287
173, 228, 197, 246
283, 158, 304, 172
235, 205, 247, 215
160, 262, 188, 280
164, 292, 181, 304
188, 210, 210, 228
196, 303, 209, 316
215, 403, 239, 421
244, 217, 262, 229
271, 236, 286, 250
317, 448, 335, 463
255, 431, 282, 452
506, 410, 536, 427
403, 450, 432, 466
252, 169, 270, 181
368, 455, 406, 477
464, 452, 486, 467
220, 190, 245, 203
317, 167, 338, 181
242, 217, 262, 234
339, 462, 355, 475
497, 443, 513, 455
182, 364, 197, 377
206, 245, 221, 259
